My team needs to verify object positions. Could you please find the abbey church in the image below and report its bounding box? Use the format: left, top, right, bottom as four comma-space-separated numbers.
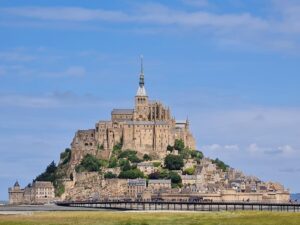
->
70, 59, 196, 167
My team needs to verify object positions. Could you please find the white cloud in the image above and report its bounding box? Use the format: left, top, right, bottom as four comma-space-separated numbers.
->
278, 145, 297, 156
0, 92, 99, 108
0, 51, 36, 62
0, 64, 87, 78
182, 0, 210, 8
246, 143, 298, 158
0, 7, 131, 22
2, 3, 300, 52
44, 66, 86, 77
0, 5, 268, 31
202, 144, 240, 152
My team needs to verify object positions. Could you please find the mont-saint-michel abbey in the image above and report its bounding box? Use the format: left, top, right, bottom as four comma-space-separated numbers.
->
71, 59, 195, 168
9, 59, 290, 205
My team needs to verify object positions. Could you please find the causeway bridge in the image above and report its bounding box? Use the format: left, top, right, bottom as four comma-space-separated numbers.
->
56, 200, 300, 212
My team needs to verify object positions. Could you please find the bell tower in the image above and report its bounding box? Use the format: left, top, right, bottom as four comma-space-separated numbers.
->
135, 55, 149, 120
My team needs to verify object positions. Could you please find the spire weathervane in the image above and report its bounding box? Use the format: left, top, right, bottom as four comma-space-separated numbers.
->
139, 55, 144, 88
136, 55, 147, 96
140, 54, 144, 74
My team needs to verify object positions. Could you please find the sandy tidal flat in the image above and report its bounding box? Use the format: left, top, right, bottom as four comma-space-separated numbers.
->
0, 211, 300, 225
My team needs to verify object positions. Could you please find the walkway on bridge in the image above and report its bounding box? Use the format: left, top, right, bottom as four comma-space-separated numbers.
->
57, 200, 300, 212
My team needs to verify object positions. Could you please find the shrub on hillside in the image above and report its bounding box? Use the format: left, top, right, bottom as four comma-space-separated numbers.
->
164, 154, 184, 170
75, 154, 101, 173
174, 139, 185, 152
118, 169, 144, 179
212, 158, 229, 172
104, 172, 117, 179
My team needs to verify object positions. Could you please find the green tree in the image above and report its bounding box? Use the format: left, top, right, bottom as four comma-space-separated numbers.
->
164, 154, 184, 170
143, 154, 152, 161
118, 169, 144, 179
158, 169, 170, 179
167, 145, 174, 151
174, 139, 185, 152
168, 171, 182, 187
183, 167, 195, 175
153, 162, 161, 167
212, 158, 229, 172
119, 159, 131, 171
112, 142, 122, 155
60, 148, 71, 165
108, 156, 118, 168
118, 149, 142, 163
180, 148, 191, 159
191, 150, 203, 160
35, 161, 57, 182
104, 172, 117, 179
75, 154, 101, 173
148, 171, 160, 179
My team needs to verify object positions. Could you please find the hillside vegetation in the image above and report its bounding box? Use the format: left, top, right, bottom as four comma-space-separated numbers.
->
34, 139, 228, 196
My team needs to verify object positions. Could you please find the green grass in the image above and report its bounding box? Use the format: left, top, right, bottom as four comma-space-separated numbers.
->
0, 211, 300, 225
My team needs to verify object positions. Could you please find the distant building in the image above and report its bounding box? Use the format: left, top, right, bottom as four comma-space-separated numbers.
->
69, 57, 196, 170
181, 175, 197, 186
137, 162, 156, 175
148, 179, 171, 191
8, 181, 24, 205
31, 181, 55, 204
127, 179, 147, 198
8, 181, 55, 205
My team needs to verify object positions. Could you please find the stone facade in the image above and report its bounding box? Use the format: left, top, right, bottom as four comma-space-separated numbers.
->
8, 181, 24, 205
69, 61, 196, 170
8, 181, 55, 205
127, 179, 147, 198
64, 172, 128, 201
137, 162, 156, 175
148, 179, 171, 191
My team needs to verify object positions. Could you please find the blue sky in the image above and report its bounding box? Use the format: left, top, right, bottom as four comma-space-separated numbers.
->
1, 0, 300, 200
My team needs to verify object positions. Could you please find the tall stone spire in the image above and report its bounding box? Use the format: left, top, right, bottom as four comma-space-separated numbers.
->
136, 55, 147, 96
139, 55, 144, 88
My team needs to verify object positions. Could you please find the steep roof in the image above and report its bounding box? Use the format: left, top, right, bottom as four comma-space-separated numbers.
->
111, 109, 134, 115
136, 86, 147, 96
148, 179, 171, 184
125, 121, 168, 125
33, 181, 54, 188
14, 181, 20, 187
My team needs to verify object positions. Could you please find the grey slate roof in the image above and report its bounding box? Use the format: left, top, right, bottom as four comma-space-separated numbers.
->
125, 121, 168, 125
128, 179, 147, 186
148, 179, 171, 184
33, 181, 54, 188
111, 109, 134, 115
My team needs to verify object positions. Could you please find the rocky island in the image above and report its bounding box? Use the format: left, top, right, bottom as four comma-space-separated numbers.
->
8, 59, 290, 205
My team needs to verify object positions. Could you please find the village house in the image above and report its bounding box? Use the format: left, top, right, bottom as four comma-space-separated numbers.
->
127, 179, 147, 198
148, 179, 171, 191
8, 181, 55, 205
137, 162, 156, 175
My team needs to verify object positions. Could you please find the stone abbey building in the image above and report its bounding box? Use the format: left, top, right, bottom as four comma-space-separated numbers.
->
70, 59, 196, 167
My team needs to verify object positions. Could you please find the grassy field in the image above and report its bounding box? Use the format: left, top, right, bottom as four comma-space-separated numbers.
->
0, 211, 300, 225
